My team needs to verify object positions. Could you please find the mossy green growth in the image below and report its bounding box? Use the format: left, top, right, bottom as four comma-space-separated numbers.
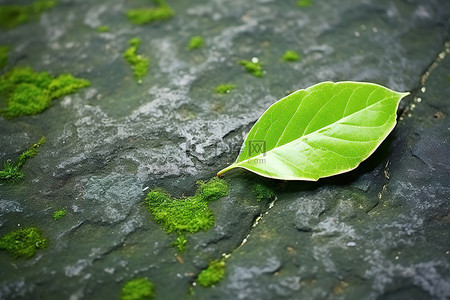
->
195, 178, 229, 202
123, 38, 149, 83
145, 178, 229, 249
53, 209, 67, 221
297, 0, 312, 7
252, 183, 275, 202
0, 0, 56, 29
173, 234, 187, 252
0, 136, 45, 181
187, 36, 204, 50
0, 67, 90, 118
97, 25, 109, 33
215, 83, 236, 94
238, 59, 264, 77
16, 136, 46, 167
145, 189, 214, 234
281, 50, 301, 62
120, 278, 155, 300
0, 162, 22, 181
0, 46, 9, 69
0, 227, 48, 258
126, 0, 174, 25
197, 259, 226, 287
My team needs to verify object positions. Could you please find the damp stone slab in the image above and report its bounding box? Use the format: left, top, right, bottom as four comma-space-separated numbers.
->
0, 0, 449, 299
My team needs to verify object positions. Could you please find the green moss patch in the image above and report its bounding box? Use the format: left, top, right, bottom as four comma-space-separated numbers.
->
238, 59, 264, 77
195, 178, 229, 202
0, 136, 45, 181
215, 83, 236, 94
0, 67, 90, 119
252, 183, 275, 202
197, 259, 226, 287
144, 178, 229, 250
0, 0, 56, 29
172, 234, 187, 252
121, 278, 156, 300
126, 0, 174, 25
53, 209, 67, 221
0, 227, 48, 259
123, 38, 149, 83
97, 25, 109, 33
187, 36, 204, 50
297, 0, 312, 7
0, 46, 9, 69
145, 189, 214, 233
281, 50, 301, 62
0, 162, 22, 181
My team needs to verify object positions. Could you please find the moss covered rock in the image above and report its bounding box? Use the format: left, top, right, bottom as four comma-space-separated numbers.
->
123, 38, 149, 83
0, 0, 55, 29
120, 278, 155, 300
0, 136, 45, 181
197, 259, 226, 287
0, 227, 48, 258
0, 67, 90, 118
126, 0, 173, 25
144, 178, 229, 250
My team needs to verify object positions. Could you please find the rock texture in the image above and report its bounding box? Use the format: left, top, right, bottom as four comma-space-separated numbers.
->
0, 0, 449, 299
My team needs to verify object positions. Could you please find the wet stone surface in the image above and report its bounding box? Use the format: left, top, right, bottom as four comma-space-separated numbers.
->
0, 0, 449, 299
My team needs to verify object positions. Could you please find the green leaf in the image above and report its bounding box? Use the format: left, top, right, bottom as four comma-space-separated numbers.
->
217, 81, 409, 180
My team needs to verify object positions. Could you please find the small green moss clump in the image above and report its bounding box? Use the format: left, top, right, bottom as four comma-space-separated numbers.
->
145, 178, 229, 250
187, 36, 204, 50
0, 67, 90, 118
0, 137, 45, 181
97, 25, 109, 33
215, 83, 236, 94
281, 50, 301, 62
126, 0, 174, 25
252, 183, 275, 202
121, 278, 155, 300
297, 0, 312, 7
48, 73, 90, 99
238, 59, 264, 77
0, 46, 9, 69
197, 259, 226, 287
0, 162, 22, 181
195, 178, 229, 202
0, 6, 28, 29
145, 189, 214, 234
0, 0, 56, 29
123, 38, 149, 83
53, 209, 67, 221
16, 136, 46, 167
173, 234, 187, 252
0, 227, 48, 258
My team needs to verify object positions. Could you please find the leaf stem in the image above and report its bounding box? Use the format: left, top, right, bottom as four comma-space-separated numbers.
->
217, 164, 236, 177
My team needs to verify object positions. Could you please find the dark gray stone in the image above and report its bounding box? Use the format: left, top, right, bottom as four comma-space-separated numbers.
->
0, 0, 449, 299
